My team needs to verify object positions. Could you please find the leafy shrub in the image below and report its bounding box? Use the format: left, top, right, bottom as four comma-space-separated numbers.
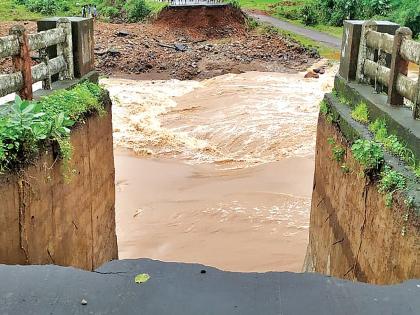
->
101, 6, 120, 20
277, 6, 301, 20
319, 100, 329, 115
369, 118, 387, 139
0, 82, 104, 176
327, 136, 345, 162
369, 118, 417, 168
378, 166, 406, 193
315, 0, 358, 26
315, 0, 391, 26
390, 0, 420, 38
24, 0, 60, 14
300, 4, 318, 26
351, 139, 384, 171
351, 102, 369, 124
361, 0, 392, 17
332, 145, 345, 162
379, 166, 406, 208
415, 165, 420, 178
124, 0, 151, 22
229, 0, 241, 10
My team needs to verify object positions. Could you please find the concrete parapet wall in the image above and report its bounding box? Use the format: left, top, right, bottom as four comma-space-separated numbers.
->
0, 94, 118, 270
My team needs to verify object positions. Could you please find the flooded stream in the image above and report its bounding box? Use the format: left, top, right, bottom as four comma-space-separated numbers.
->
102, 68, 335, 272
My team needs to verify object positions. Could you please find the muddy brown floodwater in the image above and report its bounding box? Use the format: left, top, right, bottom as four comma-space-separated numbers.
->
101, 67, 336, 272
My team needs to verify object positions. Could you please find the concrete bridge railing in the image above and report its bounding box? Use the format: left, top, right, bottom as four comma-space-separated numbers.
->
0, 18, 74, 100
355, 21, 420, 119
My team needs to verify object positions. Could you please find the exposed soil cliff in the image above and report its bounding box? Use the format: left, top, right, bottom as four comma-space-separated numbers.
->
0, 96, 118, 271
154, 5, 247, 38
307, 114, 420, 284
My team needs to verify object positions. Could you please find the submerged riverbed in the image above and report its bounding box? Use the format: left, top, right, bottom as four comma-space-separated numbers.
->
102, 69, 335, 272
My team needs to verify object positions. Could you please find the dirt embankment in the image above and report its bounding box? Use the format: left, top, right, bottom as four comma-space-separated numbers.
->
0, 6, 319, 80
154, 5, 247, 38
0, 98, 118, 271
307, 115, 420, 284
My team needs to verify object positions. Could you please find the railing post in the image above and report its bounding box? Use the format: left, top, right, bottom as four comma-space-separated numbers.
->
39, 48, 52, 90
387, 27, 412, 106
356, 21, 377, 83
414, 73, 420, 119
9, 25, 33, 100
57, 18, 74, 80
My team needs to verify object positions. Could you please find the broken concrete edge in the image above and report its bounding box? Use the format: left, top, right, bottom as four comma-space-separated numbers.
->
323, 92, 420, 218
333, 74, 420, 159
1, 259, 420, 315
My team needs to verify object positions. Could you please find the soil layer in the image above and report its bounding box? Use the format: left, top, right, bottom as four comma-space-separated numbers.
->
0, 15, 318, 80
308, 114, 420, 284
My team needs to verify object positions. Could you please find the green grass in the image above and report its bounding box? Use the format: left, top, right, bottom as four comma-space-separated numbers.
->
279, 29, 337, 58
0, 0, 42, 21
0, 0, 164, 21
238, 0, 343, 38
351, 139, 384, 172
146, 0, 167, 15
351, 102, 369, 124
255, 23, 337, 59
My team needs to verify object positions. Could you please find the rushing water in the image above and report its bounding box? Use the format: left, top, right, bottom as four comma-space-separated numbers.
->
102, 68, 336, 272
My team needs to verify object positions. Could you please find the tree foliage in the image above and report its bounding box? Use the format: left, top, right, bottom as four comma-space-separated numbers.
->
299, 0, 419, 37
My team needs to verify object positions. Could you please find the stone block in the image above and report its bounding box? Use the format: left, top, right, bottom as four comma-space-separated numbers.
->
37, 17, 95, 79
339, 20, 400, 82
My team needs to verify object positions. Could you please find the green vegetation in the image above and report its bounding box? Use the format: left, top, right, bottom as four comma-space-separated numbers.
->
238, 0, 420, 39
378, 165, 406, 207
332, 90, 420, 178
327, 137, 349, 173
16, 0, 62, 15
369, 118, 418, 169
351, 139, 384, 172
1, 0, 165, 22
320, 99, 339, 123
100, 0, 165, 22
319, 100, 329, 115
0, 0, 42, 21
351, 102, 369, 124
341, 163, 350, 173
378, 166, 406, 193
332, 144, 345, 162
124, 0, 152, 22
254, 23, 335, 58
0, 82, 104, 177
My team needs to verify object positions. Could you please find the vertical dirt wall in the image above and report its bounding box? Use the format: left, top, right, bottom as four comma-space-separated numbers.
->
308, 115, 420, 284
0, 95, 118, 271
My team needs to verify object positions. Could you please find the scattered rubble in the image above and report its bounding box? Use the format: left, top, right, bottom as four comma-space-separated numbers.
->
0, 16, 319, 80
93, 20, 318, 80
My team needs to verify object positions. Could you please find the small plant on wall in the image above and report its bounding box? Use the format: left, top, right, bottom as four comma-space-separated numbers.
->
378, 166, 406, 208
351, 139, 384, 173
351, 102, 369, 124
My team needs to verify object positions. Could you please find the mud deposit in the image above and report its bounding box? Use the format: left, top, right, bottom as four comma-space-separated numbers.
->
102, 69, 335, 272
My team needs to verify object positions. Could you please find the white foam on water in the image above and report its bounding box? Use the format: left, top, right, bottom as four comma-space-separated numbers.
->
102, 69, 336, 169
